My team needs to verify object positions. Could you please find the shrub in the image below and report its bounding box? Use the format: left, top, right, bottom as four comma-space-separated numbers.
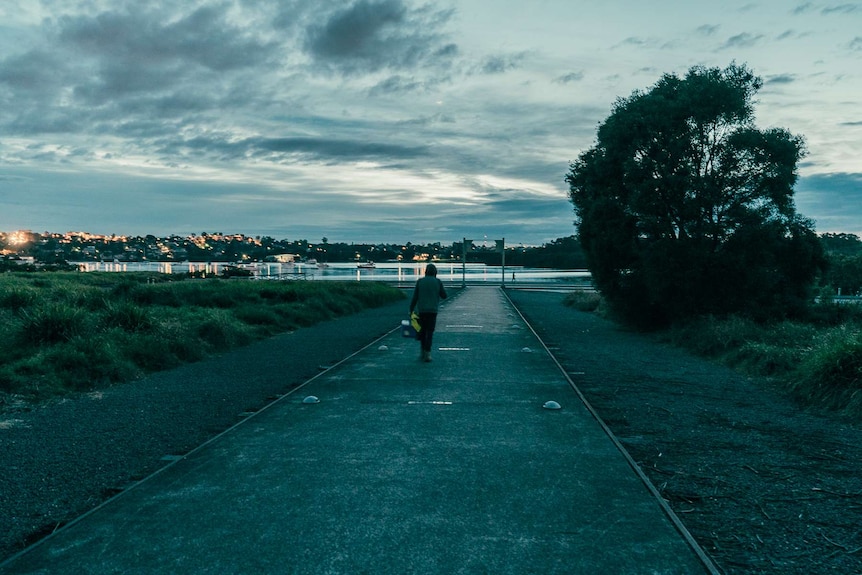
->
17, 303, 89, 346
0, 286, 37, 310
792, 329, 862, 412
102, 301, 154, 333
125, 283, 184, 307
725, 341, 802, 377
563, 291, 603, 312
196, 309, 253, 351
234, 305, 281, 328
667, 315, 760, 358
125, 333, 184, 372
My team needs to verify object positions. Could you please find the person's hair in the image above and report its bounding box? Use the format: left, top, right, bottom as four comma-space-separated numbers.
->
425, 263, 437, 276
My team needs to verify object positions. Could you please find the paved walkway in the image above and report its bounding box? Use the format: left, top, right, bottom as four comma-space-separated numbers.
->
1, 287, 712, 574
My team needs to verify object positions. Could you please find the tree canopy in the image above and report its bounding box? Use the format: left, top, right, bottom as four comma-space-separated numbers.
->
567, 63, 825, 326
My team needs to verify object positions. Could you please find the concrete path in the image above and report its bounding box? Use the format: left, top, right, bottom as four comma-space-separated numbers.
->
1, 286, 712, 574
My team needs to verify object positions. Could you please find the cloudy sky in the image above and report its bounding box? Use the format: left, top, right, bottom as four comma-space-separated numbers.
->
0, 0, 860, 245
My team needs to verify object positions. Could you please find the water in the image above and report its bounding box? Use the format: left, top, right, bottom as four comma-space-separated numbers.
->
73, 261, 591, 285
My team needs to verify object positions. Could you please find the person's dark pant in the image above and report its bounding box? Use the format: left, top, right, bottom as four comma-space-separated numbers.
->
418, 312, 438, 352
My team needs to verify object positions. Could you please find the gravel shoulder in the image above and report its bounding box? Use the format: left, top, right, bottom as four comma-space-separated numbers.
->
0, 297, 409, 562
3, 289, 861, 574
507, 289, 862, 575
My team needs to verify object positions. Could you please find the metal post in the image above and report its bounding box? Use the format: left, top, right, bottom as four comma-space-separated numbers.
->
500, 237, 506, 288
462, 238, 467, 288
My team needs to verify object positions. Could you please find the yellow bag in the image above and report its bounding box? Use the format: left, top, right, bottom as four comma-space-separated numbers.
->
410, 311, 422, 333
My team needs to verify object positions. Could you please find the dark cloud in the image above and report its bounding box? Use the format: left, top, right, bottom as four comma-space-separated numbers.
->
766, 74, 797, 85
51, 4, 276, 106
850, 37, 862, 51
696, 25, 720, 36
396, 112, 456, 127
792, 2, 814, 15
253, 136, 427, 160
620, 36, 647, 47
0, 2, 283, 138
305, 0, 407, 60
159, 133, 427, 163
822, 4, 861, 15
5, 110, 83, 135
615, 36, 676, 51
57, 4, 274, 72
368, 74, 447, 95
721, 32, 765, 49
303, 0, 457, 75
475, 53, 527, 75
0, 50, 68, 92
554, 72, 584, 85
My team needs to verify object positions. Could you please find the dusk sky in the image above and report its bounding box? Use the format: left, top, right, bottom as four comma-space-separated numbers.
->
1, 0, 860, 245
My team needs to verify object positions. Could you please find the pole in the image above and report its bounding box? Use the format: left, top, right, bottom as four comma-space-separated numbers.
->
462, 238, 467, 288
501, 237, 506, 288
496, 238, 506, 287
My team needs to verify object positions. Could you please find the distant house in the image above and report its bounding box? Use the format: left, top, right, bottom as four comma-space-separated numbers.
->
265, 254, 298, 263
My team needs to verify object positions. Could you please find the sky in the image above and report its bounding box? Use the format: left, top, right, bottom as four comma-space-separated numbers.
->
0, 0, 860, 246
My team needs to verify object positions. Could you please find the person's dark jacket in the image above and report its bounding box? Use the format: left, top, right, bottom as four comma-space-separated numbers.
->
409, 276, 447, 313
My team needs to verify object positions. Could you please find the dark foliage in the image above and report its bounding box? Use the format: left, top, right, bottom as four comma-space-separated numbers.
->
567, 63, 825, 327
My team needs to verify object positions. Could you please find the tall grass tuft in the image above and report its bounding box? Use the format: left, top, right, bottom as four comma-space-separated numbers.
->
0, 286, 37, 310
17, 303, 89, 346
792, 328, 862, 412
103, 301, 154, 333
562, 291, 603, 313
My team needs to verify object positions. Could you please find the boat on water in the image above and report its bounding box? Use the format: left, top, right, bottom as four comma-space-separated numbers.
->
357, 262, 376, 269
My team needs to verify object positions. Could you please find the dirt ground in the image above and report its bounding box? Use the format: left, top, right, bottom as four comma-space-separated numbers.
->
508, 290, 862, 575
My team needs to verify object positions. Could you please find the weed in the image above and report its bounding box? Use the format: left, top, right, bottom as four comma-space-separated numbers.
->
792, 328, 862, 412
101, 301, 154, 333
0, 287, 37, 310
17, 303, 89, 346
234, 305, 281, 328
563, 291, 603, 312
196, 309, 253, 351
125, 333, 184, 372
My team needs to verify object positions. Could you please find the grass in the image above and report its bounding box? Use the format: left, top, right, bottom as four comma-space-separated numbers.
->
0, 272, 404, 404
665, 305, 862, 417
564, 291, 862, 418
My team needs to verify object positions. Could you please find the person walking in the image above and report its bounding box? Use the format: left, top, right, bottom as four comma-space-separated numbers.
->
409, 263, 448, 362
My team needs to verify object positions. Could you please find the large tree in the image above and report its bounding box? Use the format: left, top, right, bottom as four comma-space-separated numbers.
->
567, 63, 825, 326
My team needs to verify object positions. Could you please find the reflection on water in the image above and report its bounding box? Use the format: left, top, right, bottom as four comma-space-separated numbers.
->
73, 261, 591, 284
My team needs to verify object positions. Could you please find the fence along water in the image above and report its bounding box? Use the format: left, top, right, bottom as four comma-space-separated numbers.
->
74, 261, 592, 286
